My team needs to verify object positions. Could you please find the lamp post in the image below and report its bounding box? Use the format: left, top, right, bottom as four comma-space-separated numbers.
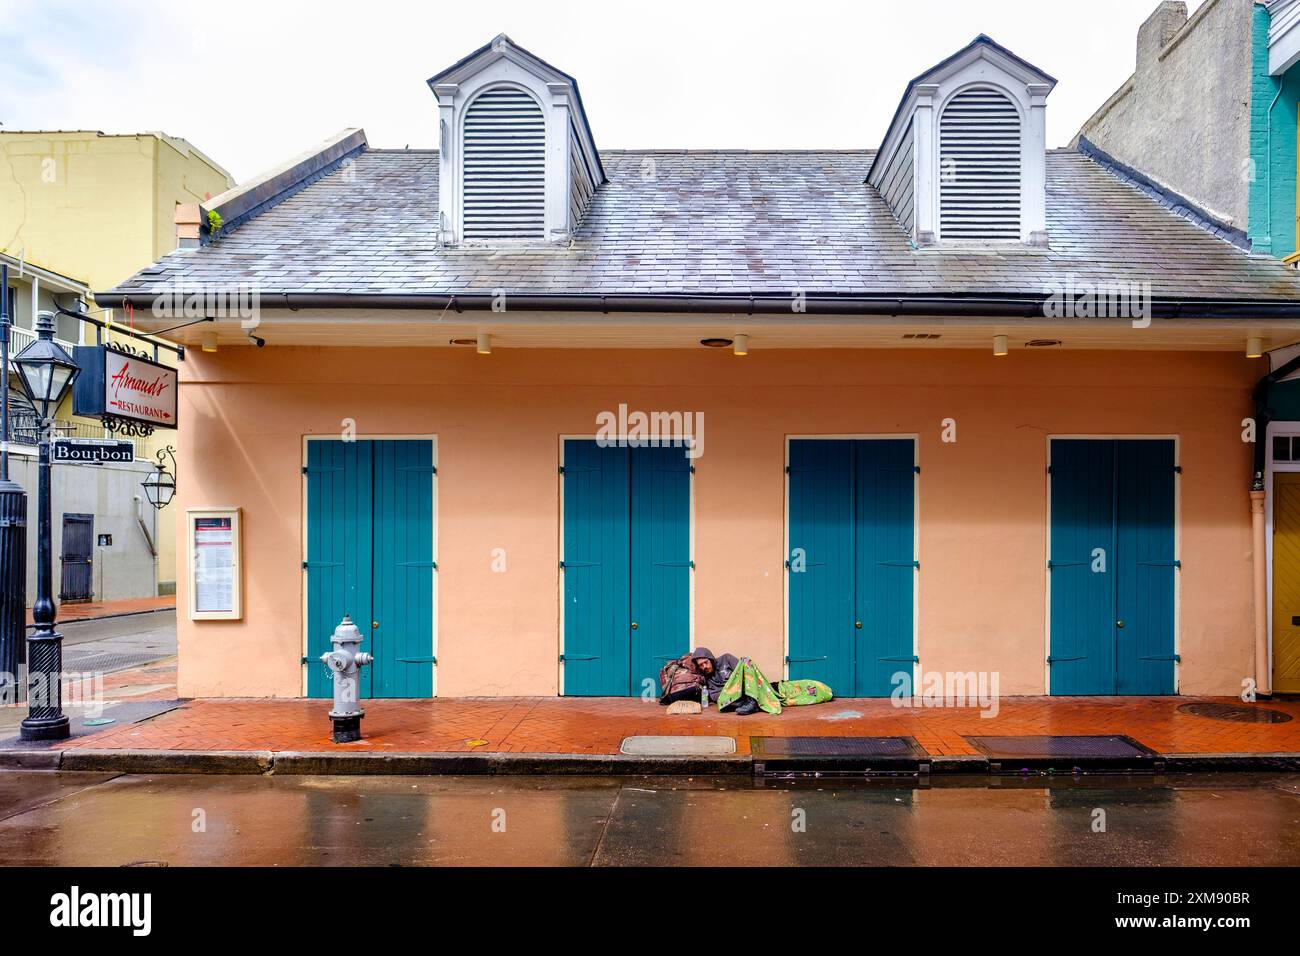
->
13, 310, 80, 740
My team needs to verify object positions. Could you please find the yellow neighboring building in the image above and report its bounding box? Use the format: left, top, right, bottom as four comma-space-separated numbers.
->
1, 131, 235, 595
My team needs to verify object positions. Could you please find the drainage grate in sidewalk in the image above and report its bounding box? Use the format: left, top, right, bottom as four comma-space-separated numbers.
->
965, 735, 1155, 759
1177, 702, 1293, 724
750, 736, 925, 758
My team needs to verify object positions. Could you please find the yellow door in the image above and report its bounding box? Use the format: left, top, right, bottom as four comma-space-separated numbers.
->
1273, 474, 1300, 693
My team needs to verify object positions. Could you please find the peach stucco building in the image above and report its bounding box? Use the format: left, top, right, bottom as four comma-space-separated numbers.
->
101, 35, 1300, 701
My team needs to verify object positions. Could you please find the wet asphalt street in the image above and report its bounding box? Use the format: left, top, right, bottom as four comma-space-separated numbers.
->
1, 771, 1298, 866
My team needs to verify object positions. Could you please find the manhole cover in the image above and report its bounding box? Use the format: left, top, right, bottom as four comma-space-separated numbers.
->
750, 736, 924, 758
1177, 702, 1293, 724
619, 735, 736, 756
965, 735, 1155, 759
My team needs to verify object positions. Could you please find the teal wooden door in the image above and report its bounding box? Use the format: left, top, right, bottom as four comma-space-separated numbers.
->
854, 440, 919, 694
630, 444, 693, 696
306, 439, 436, 698
1115, 440, 1177, 695
562, 440, 691, 696
787, 438, 916, 697
371, 440, 436, 697
561, 441, 632, 696
786, 440, 855, 692
305, 440, 373, 699
1049, 439, 1176, 695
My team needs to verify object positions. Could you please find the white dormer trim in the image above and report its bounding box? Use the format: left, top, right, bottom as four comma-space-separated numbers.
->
1270, 0, 1300, 76
428, 35, 604, 246
868, 36, 1055, 247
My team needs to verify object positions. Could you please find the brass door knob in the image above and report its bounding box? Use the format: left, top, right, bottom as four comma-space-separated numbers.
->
630, 622, 639, 630
372, 621, 380, 629
855, 621, 863, 629
1116, 620, 1125, 629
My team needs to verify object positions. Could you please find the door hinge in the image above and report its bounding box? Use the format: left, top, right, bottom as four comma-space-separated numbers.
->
1139, 654, 1181, 662
1174, 465, 1182, 474
1046, 655, 1086, 663
559, 653, 599, 662
914, 465, 921, 474
302, 560, 343, 570
558, 465, 565, 474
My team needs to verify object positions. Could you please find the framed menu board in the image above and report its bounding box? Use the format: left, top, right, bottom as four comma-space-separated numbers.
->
187, 507, 242, 621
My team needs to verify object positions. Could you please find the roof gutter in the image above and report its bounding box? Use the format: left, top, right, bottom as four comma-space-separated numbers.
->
93, 290, 1300, 320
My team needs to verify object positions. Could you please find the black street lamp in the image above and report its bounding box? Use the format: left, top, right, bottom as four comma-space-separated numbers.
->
13, 310, 79, 741
142, 446, 176, 510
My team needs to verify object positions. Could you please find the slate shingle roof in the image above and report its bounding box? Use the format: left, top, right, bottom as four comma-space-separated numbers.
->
108, 147, 1300, 301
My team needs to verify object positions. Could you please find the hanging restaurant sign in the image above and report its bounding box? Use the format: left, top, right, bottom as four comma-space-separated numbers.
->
72, 345, 178, 430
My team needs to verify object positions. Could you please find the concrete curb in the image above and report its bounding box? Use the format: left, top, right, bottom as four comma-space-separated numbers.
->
270, 751, 755, 776
1160, 752, 1300, 772
57, 606, 177, 626
58, 749, 273, 775
3, 748, 1300, 776
0, 749, 63, 770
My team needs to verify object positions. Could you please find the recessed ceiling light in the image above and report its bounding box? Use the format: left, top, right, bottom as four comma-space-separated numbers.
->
700, 337, 733, 348
1025, 339, 1062, 348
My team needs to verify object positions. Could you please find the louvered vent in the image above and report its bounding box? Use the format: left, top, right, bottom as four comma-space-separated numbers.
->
938, 86, 1021, 240
462, 87, 545, 239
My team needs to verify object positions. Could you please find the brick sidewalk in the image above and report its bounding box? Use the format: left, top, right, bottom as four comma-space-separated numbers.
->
27, 595, 176, 625
52, 693, 1300, 758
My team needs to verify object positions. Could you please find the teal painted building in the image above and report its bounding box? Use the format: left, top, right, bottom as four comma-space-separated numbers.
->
1249, 1, 1300, 258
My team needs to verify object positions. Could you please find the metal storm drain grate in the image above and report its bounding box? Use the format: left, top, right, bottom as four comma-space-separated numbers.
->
750, 736, 925, 758
1177, 702, 1294, 724
965, 735, 1155, 759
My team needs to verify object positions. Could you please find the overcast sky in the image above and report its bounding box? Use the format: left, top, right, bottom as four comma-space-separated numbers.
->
1, 0, 1205, 183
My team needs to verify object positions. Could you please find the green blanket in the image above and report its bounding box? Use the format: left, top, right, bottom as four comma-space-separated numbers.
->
716, 659, 833, 714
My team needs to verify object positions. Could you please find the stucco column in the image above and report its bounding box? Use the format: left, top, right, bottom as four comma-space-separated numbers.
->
1251, 489, 1271, 696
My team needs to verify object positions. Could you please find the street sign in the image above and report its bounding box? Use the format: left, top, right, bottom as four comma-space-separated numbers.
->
52, 439, 136, 465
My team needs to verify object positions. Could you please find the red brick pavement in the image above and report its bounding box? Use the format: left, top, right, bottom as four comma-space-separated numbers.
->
55, 692, 1300, 757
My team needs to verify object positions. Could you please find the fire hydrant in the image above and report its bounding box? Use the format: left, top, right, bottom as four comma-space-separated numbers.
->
321, 616, 372, 742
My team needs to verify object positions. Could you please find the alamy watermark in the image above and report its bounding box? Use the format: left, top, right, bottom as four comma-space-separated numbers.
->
150, 278, 261, 324
1, 670, 106, 717
1043, 274, 1151, 328
595, 403, 704, 459
890, 669, 1001, 717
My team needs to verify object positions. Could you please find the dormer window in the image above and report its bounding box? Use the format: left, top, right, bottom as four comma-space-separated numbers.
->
867, 35, 1055, 247
938, 86, 1021, 240
428, 34, 605, 246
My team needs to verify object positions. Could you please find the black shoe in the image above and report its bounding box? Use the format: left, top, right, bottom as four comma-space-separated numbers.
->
735, 699, 759, 716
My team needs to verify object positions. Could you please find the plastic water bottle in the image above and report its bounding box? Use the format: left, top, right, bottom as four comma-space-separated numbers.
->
701, 684, 709, 708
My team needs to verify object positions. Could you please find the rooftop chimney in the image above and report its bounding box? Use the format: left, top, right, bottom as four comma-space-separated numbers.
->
1137, 2, 1189, 77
